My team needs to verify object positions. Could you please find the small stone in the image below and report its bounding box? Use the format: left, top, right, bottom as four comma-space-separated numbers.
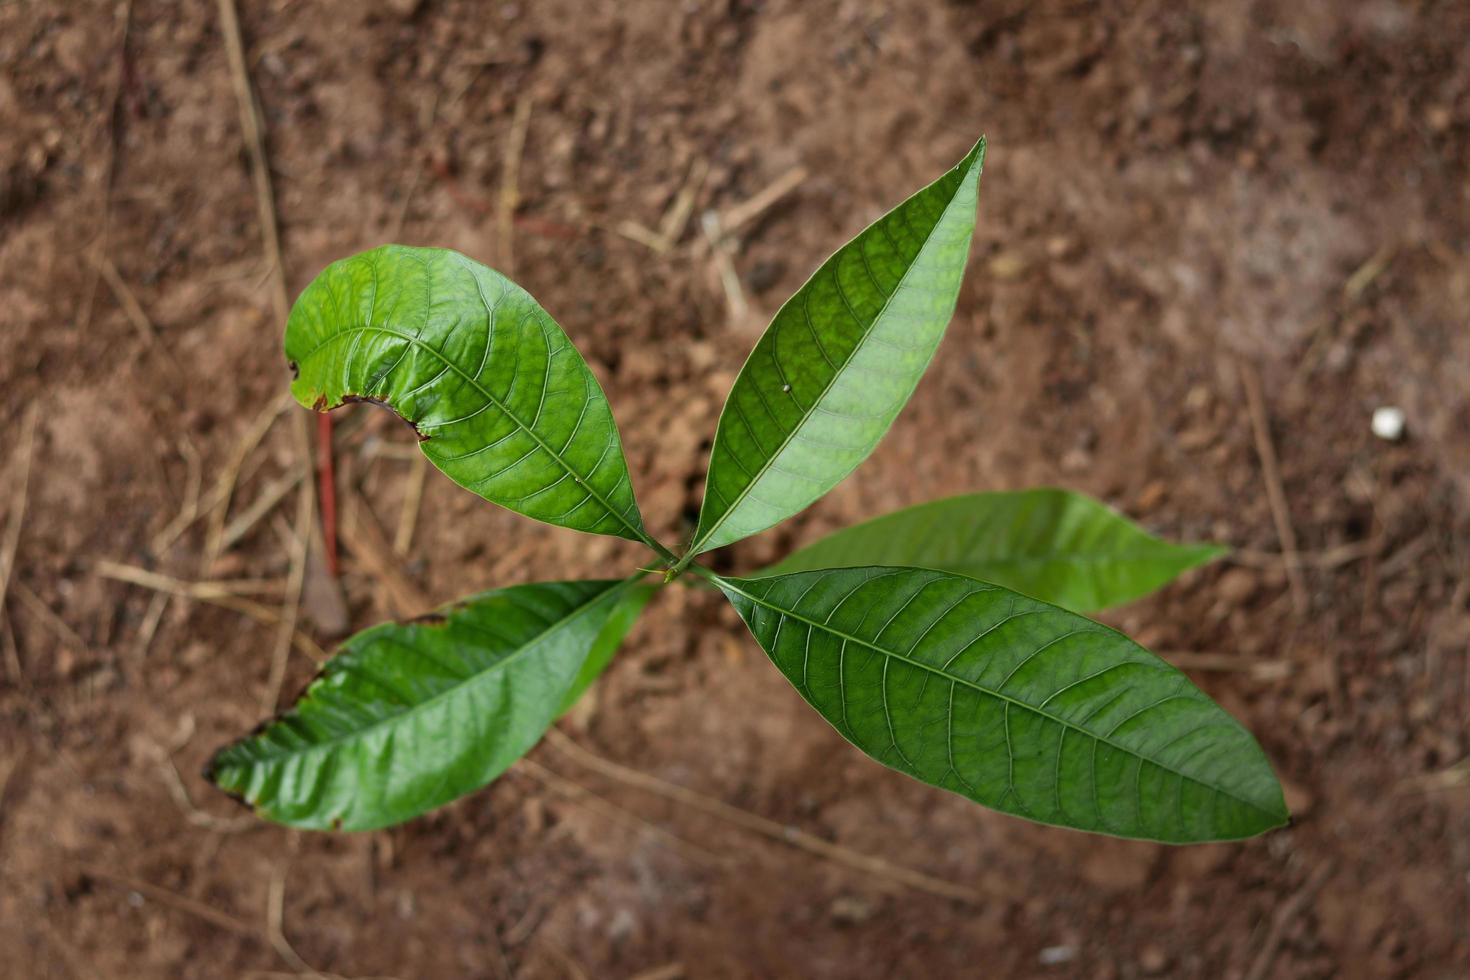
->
1371, 406, 1406, 441
1281, 776, 1315, 818
988, 252, 1027, 280
1038, 945, 1076, 965
1135, 480, 1166, 512
1046, 236, 1077, 259
1139, 944, 1170, 974
829, 894, 876, 924
1217, 567, 1258, 604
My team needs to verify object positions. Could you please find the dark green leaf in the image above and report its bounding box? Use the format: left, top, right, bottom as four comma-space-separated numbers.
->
690, 139, 986, 556
760, 489, 1225, 612
712, 566, 1286, 842
285, 245, 648, 543
208, 577, 641, 830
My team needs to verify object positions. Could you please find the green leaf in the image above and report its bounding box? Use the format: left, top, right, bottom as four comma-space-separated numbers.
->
285, 245, 649, 544
207, 577, 641, 830
711, 566, 1286, 842
759, 489, 1225, 612
558, 581, 656, 714
689, 138, 986, 556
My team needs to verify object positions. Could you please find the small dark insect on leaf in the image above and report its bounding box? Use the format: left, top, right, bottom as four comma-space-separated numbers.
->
208, 135, 1285, 848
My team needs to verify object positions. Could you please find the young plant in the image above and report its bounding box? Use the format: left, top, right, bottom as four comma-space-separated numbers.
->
208, 138, 1288, 843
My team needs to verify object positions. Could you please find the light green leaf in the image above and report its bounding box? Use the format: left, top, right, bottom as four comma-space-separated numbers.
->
689, 139, 986, 556
207, 577, 641, 830
760, 489, 1225, 612
285, 245, 649, 543
711, 566, 1286, 842
558, 581, 656, 714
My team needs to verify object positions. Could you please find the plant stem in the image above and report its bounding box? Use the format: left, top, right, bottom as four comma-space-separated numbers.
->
688, 564, 722, 585
640, 534, 680, 568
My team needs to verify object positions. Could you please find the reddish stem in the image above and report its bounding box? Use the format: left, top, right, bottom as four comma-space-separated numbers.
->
316, 411, 338, 576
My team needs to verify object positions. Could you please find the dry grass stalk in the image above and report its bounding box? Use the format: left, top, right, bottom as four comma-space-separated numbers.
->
341, 490, 432, 617
0, 405, 39, 644
543, 728, 983, 903
392, 454, 428, 556
516, 757, 723, 865
1237, 358, 1309, 616
498, 94, 534, 276
720, 164, 807, 234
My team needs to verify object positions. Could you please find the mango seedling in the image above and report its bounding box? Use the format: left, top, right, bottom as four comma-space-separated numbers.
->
209, 137, 1287, 843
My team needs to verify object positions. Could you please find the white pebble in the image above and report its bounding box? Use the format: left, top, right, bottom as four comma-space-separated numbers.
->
1371, 406, 1406, 441
1038, 946, 1076, 965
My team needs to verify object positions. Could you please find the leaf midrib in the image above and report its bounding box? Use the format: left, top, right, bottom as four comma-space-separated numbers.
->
785, 546, 1218, 571
715, 574, 1281, 822
222, 581, 627, 767
299, 325, 647, 545
690, 154, 979, 557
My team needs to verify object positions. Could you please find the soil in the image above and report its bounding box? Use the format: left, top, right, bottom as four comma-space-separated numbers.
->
3, 1, 1469, 977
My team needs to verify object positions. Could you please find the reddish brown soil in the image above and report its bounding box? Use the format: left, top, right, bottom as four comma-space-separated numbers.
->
3, 1, 1469, 977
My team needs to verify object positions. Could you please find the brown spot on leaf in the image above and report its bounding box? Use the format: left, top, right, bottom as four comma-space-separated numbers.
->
341, 394, 430, 442
407, 611, 447, 627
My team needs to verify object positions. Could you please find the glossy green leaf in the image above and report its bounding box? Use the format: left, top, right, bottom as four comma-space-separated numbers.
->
760, 489, 1225, 612
285, 245, 649, 543
689, 138, 986, 556
557, 581, 656, 714
207, 577, 641, 830
711, 566, 1286, 842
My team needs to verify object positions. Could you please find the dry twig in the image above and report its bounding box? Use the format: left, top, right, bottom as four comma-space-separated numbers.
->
1343, 243, 1396, 300
151, 438, 204, 555
91, 252, 185, 375
79, 864, 258, 938
720, 164, 808, 235
216, 0, 288, 324
12, 581, 90, 655
1237, 358, 1309, 616
222, 466, 307, 551
142, 737, 256, 832
1230, 539, 1379, 571
216, 0, 322, 718
267, 865, 320, 976
629, 965, 684, 980
700, 209, 750, 328
341, 491, 432, 617
74, 0, 134, 338
96, 561, 283, 599
1243, 860, 1337, 980
201, 393, 291, 565
498, 94, 534, 276
616, 158, 711, 254
263, 475, 313, 713
1161, 650, 1293, 680
536, 939, 590, 980
0, 405, 39, 641
516, 758, 723, 865
393, 454, 428, 556
0, 752, 18, 810
94, 561, 325, 662
1397, 757, 1470, 795
544, 728, 982, 903
1, 606, 22, 687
